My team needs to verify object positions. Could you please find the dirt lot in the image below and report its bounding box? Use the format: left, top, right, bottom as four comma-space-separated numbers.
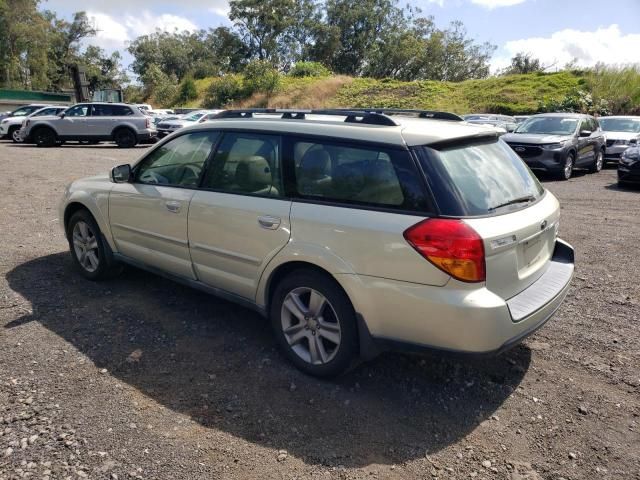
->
0, 141, 638, 480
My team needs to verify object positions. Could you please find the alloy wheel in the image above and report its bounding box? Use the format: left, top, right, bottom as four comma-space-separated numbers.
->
72, 221, 100, 273
280, 287, 341, 365
595, 151, 603, 172
11, 129, 21, 143
564, 155, 573, 180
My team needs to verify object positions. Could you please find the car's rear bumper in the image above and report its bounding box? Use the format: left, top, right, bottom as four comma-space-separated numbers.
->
342, 239, 574, 358
137, 130, 157, 142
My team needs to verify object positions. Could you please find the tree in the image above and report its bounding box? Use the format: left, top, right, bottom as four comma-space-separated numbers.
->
46, 11, 97, 90
502, 52, 544, 75
81, 46, 129, 95
316, 0, 407, 76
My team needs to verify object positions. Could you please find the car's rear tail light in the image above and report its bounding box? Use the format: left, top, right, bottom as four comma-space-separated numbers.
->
146, 118, 151, 129
404, 218, 486, 282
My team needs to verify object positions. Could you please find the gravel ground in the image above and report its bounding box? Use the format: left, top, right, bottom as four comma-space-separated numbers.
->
0, 141, 638, 480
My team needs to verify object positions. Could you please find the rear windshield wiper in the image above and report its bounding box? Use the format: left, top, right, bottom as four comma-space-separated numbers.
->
489, 195, 536, 211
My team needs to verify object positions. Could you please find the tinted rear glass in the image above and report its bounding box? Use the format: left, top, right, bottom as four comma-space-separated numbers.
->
416, 139, 544, 216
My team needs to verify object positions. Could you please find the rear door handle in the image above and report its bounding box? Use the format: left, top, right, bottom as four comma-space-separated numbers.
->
165, 201, 181, 213
258, 215, 281, 230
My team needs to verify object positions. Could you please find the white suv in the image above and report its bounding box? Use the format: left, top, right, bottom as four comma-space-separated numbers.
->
21, 102, 156, 148
59, 109, 574, 376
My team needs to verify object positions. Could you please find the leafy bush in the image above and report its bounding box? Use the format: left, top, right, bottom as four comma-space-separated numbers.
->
153, 82, 179, 108
243, 60, 281, 96
288, 61, 331, 78
202, 74, 245, 108
538, 88, 610, 116
176, 77, 198, 104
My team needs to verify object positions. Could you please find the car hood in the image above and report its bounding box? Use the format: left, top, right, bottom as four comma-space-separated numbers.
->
603, 131, 639, 141
502, 133, 573, 144
162, 120, 195, 127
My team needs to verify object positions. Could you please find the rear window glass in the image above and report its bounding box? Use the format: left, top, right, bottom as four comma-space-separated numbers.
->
416, 139, 544, 216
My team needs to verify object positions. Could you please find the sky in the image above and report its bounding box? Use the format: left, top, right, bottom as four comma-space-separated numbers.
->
42, 0, 640, 75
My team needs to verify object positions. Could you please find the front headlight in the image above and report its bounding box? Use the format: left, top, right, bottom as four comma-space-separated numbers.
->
621, 148, 639, 165
543, 142, 566, 150
1, 119, 8, 124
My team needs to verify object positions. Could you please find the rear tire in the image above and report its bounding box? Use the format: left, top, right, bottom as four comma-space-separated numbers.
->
9, 126, 21, 143
114, 128, 137, 148
270, 270, 358, 377
589, 148, 604, 173
33, 127, 57, 148
66, 209, 122, 281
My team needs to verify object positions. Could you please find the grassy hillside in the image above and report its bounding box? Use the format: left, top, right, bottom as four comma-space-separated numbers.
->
177, 69, 640, 115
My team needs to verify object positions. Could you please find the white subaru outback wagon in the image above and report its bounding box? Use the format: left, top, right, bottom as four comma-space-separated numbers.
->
59, 108, 575, 376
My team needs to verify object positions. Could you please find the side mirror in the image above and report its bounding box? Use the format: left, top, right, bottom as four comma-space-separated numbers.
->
111, 164, 132, 183
579, 130, 592, 137
58, 112, 66, 119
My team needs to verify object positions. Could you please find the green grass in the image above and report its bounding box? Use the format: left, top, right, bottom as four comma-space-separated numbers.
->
185, 70, 639, 114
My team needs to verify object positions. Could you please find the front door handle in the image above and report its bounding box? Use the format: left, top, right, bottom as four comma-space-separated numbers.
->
258, 215, 281, 230
165, 201, 181, 213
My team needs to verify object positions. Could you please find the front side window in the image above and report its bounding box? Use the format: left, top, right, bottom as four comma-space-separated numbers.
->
201, 133, 282, 196
292, 140, 430, 210
135, 131, 219, 187
65, 105, 89, 117
416, 139, 544, 216
33, 108, 56, 117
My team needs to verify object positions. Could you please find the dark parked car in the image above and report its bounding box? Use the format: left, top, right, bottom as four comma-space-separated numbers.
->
618, 146, 640, 186
598, 116, 640, 165
502, 113, 606, 180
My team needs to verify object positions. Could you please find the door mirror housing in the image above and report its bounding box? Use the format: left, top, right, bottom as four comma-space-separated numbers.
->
111, 164, 132, 183
579, 130, 592, 137
58, 112, 66, 119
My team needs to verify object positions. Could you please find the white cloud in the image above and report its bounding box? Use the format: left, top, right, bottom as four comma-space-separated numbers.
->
209, 1, 230, 17
493, 24, 640, 72
87, 10, 198, 53
424, 0, 525, 7
470, 0, 525, 8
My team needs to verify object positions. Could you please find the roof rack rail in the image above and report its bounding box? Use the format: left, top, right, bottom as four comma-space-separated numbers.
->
329, 108, 463, 122
212, 108, 399, 126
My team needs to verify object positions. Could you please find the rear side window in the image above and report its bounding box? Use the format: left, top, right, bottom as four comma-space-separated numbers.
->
93, 105, 134, 116
291, 139, 430, 211
416, 139, 544, 216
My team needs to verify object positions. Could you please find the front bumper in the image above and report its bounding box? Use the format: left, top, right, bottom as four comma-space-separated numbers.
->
618, 165, 640, 184
507, 145, 569, 173
343, 239, 574, 357
605, 145, 629, 162
0, 124, 9, 136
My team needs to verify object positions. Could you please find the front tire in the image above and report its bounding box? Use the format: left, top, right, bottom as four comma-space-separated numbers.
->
33, 127, 57, 147
9, 126, 21, 143
114, 128, 137, 148
270, 270, 358, 377
67, 210, 121, 280
558, 152, 575, 180
589, 148, 604, 173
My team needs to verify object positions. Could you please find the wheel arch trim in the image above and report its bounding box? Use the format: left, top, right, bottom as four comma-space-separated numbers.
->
63, 193, 116, 251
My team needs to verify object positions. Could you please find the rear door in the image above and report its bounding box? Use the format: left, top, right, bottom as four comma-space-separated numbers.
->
188, 132, 291, 300
109, 131, 219, 278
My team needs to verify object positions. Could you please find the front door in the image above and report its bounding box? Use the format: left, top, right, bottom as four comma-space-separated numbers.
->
109, 131, 219, 278
188, 132, 291, 300
57, 104, 91, 137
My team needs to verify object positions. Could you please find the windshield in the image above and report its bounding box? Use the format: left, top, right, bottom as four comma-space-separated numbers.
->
185, 113, 205, 122
11, 106, 41, 117
599, 118, 640, 133
515, 116, 578, 135
416, 139, 544, 216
